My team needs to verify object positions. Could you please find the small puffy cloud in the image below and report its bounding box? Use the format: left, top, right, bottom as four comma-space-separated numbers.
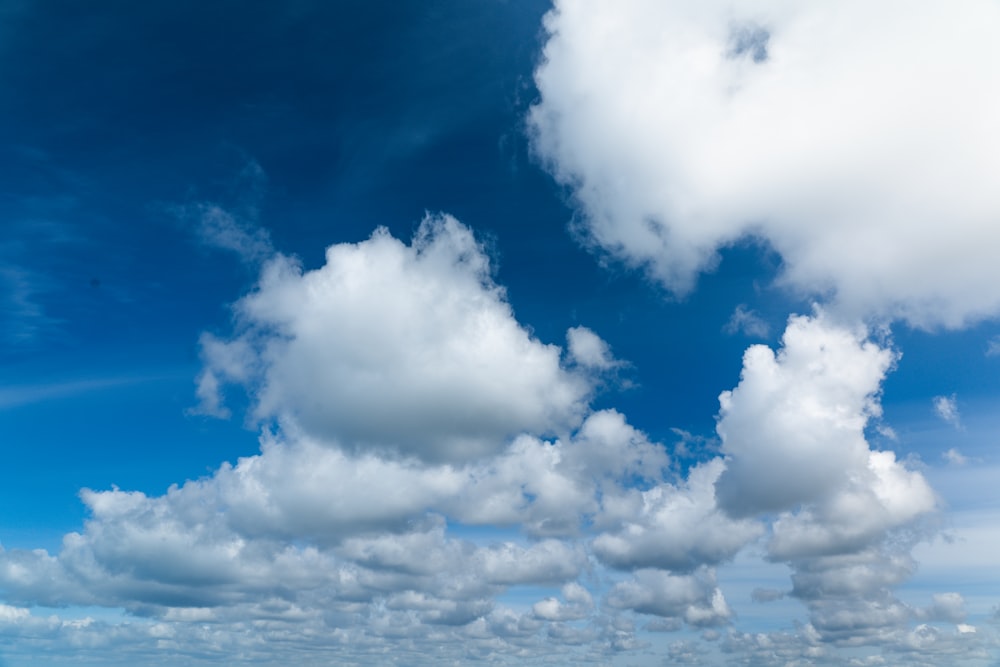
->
933, 394, 962, 429
724, 304, 769, 338
942, 448, 968, 466
197, 214, 597, 463
531, 0, 1000, 328
566, 325, 619, 371
532, 583, 594, 621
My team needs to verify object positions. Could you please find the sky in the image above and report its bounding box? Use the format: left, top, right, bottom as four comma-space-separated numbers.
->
2, 0, 1000, 665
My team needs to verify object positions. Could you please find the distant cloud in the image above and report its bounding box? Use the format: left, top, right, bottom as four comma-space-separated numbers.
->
751, 588, 785, 603
172, 159, 273, 266
531, 0, 1000, 328
566, 325, 619, 370
724, 304, 769, 338
986, 336, 1000, 357
933, 394, 962, 429
943, 448, 968, 466
192, 203, 273, 265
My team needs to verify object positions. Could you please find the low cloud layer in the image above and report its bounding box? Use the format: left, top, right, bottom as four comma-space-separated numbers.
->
530, 0, 1000, 328
0, 237, 964, 663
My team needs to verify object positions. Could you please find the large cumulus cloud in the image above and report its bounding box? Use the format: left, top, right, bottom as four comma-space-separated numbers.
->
196, 214, 601, 462
530, 0, 1000, 327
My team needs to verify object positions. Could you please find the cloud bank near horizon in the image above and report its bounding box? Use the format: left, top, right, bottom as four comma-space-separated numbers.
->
0, 216, 976, 665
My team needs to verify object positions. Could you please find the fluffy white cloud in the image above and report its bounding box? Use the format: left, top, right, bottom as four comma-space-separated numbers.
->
531, 0, 1000, 327
532, 582, 594, 622
715, 313, 898, 517
591, 459, 761, 571
566, 325, 619, 371
196, 214, 601, 462
0, 403, 676, 661
448, 409, 669, 537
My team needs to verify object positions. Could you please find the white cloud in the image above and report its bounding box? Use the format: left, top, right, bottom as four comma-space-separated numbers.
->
591, 459, 762, 571
986, 336, 1000, 357
607, 568, 732, 627
724, 304, 769, 338
715, 313, 899, 517
448, 409, 669, 537
197, 214, 598, 463
933, 394, 962, 429
942, 448, 968, 466
711, 314, 940, 646
531, 0, 1000, 328
532, 582, 594, 621
566, 325, 619, 370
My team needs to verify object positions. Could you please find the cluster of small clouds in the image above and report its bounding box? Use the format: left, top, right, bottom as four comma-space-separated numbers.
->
2, 216, 987, 665
526, 0, 1000, 655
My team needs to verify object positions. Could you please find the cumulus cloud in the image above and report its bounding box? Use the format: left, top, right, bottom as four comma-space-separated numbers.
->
591, 459, 761, 571
607, 568, 732, 627
715, 313, 899, 517
196, 214, 600, 462
712, 314, 939, 646
531, 0, 1000, 327
532, 582, 594, 622
0, 398, 685, 661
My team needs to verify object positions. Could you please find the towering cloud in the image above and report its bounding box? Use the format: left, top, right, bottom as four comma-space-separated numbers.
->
714, 314, 938, 643
530, 0, 1000, 327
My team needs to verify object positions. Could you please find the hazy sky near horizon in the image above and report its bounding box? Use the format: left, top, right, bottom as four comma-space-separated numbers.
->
2, 1, 1000, 665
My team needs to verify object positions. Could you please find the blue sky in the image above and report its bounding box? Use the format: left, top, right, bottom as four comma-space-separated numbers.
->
2, 1, 1000, 665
